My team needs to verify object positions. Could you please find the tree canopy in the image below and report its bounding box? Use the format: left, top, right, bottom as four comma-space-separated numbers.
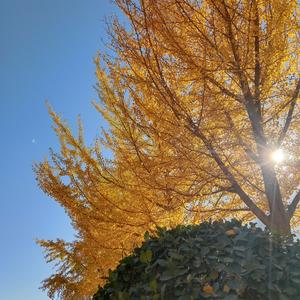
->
36, 0, 300, 298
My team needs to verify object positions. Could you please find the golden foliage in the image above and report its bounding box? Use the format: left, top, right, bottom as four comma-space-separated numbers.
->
36, 0, 300, 298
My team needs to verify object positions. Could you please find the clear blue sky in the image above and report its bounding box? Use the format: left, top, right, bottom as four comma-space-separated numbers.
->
0, 1, 121, 299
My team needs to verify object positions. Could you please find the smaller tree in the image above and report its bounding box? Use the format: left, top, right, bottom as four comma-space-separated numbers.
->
94, 220, 300, 300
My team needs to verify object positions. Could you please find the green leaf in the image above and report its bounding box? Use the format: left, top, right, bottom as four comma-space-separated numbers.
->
150, 278, 157, 293
223, 257, 234, 263
227, 280, 240, 290
279, 294, 291, 300
144, 231, 150, 240
224, 294, 238, 300
201, 247, 210, 256
291, 277, 300, 284
140, 249, 152, 263
284, 287, 297, 296
233, 246, 246, 252
208, 270, 219, 280
117, 291, 130, 300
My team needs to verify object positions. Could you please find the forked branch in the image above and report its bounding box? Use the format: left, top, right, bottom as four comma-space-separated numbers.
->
187, 120, 270, 227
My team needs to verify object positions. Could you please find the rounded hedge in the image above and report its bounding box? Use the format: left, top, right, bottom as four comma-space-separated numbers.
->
93, 220, 300, 300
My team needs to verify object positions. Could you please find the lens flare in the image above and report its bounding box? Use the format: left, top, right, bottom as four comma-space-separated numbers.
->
271, 149, 284, 163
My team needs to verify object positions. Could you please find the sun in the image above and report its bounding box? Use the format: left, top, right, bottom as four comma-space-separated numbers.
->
271, 149, 284, 163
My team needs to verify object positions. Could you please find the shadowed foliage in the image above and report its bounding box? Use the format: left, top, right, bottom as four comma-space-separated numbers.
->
94, 220, 300, 300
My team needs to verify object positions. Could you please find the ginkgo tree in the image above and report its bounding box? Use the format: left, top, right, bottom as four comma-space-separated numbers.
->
36, 0, 300, 299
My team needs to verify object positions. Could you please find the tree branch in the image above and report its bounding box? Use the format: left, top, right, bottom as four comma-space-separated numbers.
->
277, 78, 300, 146
205, 75, 242, 103
201, 208, 251, 212
188, 207, 251, 213
224, 111, 260, 163
187, 120, 270, 227
287, 189, 300, 220
253, 1, 261, 117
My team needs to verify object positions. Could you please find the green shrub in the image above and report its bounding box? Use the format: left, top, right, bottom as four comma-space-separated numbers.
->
93, 220, 300, 300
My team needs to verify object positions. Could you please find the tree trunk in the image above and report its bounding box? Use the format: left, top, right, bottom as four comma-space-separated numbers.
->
269, 212, 291, 235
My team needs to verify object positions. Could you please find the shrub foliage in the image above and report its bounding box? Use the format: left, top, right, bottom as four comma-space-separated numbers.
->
93, 220, 300, 300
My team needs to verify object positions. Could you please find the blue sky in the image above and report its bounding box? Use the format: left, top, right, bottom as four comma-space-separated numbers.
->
0, 1, 120, 299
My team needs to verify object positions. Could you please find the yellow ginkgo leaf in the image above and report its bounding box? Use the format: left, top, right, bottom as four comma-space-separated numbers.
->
223, 284, 230, 293
203, 283, 214, 294
226, 229, 237, 236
